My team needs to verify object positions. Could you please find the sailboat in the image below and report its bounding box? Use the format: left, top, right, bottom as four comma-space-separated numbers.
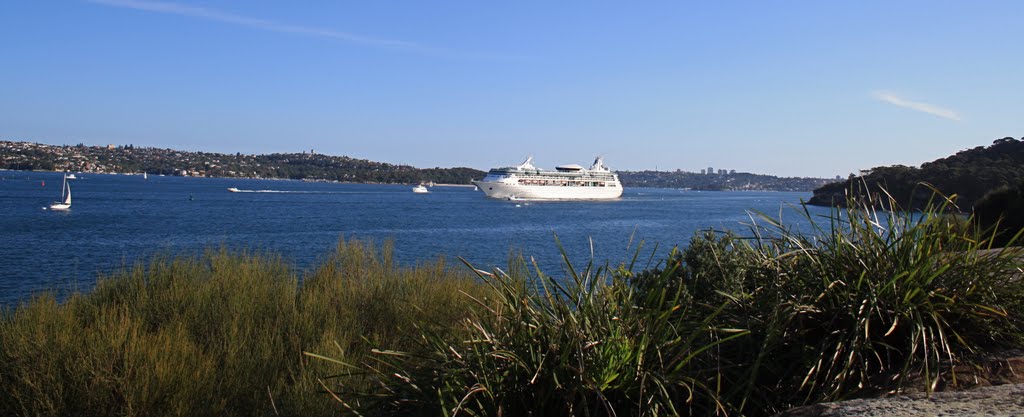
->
143, 172, 148, 180
49, 175, 72, 210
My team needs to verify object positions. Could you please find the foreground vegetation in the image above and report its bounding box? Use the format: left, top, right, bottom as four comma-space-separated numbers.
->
2, 193, 1022, 416
0, 240, 488, 416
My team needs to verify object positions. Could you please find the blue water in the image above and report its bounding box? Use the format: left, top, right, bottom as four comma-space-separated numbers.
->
0, 171, 830, 306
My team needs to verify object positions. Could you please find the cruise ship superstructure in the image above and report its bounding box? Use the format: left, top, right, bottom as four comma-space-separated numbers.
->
473, 156, 623, 200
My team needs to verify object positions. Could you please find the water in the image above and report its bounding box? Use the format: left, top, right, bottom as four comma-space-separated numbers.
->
0, 171, 831, 306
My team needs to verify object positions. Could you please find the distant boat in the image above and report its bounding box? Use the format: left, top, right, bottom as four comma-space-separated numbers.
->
412, 184, 429, 194
227, 187, 240, 192
66, 173, 77, 180
49, 174, 72, 210
143, 172, 148, 180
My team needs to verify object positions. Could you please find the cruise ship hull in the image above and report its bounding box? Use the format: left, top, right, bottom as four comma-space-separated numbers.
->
473, 180, 622, 200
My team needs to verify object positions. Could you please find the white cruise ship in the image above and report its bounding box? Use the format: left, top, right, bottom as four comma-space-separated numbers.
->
473, 156, 623, 200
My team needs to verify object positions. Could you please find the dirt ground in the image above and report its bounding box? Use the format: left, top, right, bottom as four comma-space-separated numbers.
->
778, 353, 1024, 417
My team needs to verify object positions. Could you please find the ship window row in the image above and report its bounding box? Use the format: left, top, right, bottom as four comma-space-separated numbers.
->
516, 179, 618, 187
510, 174, 617, 181
490, 171, 617, 180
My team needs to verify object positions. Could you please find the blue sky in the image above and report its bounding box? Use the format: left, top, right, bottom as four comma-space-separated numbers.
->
2, 1, 1021, 177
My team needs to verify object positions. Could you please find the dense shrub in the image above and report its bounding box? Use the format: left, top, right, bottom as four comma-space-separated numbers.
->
0, 240, 485, 417
973, 181, 1024, 247
810, 137, 1024, 209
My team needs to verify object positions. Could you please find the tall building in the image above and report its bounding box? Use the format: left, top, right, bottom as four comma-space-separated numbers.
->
707, 166, 714, 175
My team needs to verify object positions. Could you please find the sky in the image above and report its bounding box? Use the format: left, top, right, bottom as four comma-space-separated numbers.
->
2, 1, 1022, 177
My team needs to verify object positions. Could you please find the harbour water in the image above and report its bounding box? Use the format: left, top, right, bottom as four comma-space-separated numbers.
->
0, 171, 830, 306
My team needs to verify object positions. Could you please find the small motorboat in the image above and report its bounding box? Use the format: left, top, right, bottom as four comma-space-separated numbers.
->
412, 184, 429, 194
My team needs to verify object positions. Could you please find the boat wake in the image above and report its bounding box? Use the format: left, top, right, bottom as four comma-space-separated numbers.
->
235, 189, 280, 193
228, 188, 312, 193
226, 187, 429, 195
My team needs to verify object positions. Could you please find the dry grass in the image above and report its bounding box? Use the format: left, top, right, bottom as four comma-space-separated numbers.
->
0, 239, 486, 417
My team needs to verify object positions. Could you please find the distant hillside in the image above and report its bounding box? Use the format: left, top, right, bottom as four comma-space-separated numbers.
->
3, 140, 833, 191
619, 170, 830, 191
0, 141, 484, 185
808, 137, 1024, 210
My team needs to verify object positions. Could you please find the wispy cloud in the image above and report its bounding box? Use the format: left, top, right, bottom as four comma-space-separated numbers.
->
88, 0, 521, 59
871, 91, 962, 121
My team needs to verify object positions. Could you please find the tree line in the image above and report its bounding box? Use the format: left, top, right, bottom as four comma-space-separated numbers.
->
808, 137, 1024, 246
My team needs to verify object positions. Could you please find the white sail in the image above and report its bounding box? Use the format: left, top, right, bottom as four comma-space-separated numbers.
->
49, 174, 72, 210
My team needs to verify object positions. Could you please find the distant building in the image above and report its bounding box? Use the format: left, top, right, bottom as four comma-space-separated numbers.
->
707, 166, 714, 175
730, 169, 736, 175
700, 169, 706, 175
718, 169, 726, 175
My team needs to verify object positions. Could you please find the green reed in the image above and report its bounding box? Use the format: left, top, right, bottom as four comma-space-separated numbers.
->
315, 242, 750, 417
675, 186, 1024, 414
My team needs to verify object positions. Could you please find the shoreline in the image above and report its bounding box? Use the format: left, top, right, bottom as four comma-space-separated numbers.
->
2, 169, 814, 192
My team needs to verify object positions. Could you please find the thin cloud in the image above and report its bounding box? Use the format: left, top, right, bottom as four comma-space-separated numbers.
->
88, 0, 520, 59
871, 91, 962, 121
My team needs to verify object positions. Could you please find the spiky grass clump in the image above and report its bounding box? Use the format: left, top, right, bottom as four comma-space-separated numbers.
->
319, 245, 749, 417
674, 188, 1024, 413
314, 188, 1023, 417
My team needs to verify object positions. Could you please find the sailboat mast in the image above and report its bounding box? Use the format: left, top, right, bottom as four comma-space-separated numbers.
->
61, 174, 71, 205
64, 179, 71, 205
